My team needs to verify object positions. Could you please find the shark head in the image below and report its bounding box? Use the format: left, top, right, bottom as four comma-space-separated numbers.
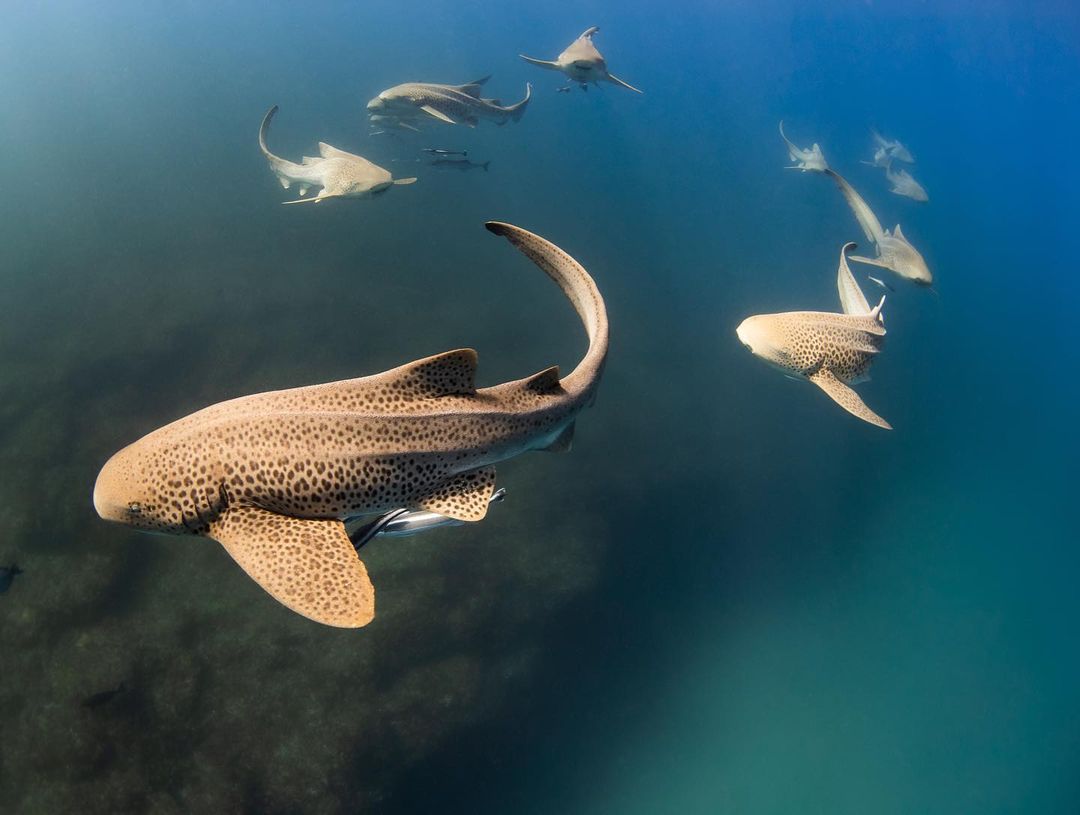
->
94, 440, 203, 534
882, 226, 933, 286
736, 314, 796, 375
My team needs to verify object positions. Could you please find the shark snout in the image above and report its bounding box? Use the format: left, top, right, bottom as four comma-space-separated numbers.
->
735, 317, 757, 353
366, 96, 384, 111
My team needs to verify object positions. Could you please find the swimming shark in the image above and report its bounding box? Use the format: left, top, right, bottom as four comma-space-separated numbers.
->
260, 106, 416, 203
93, 222, 608, 628
520, 27, 642, 93
884, 164, 929, 202
736, 243, 891, 430
824, 168, 933, 286
367, 76, 531, 128
778, 121, 828, 172
871, 129, 914, 163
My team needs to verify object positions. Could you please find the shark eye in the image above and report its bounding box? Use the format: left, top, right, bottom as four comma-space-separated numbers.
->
128, 502, 143, 515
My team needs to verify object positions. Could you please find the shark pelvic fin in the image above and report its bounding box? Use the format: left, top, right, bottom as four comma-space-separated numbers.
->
379, 349, 478, 398
209, 507, 375, 628
413, 466, 497, 522
809, 368, 892, 430
539, 422, 575, 453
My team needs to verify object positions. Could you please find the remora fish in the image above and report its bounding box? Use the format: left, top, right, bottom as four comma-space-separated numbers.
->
778, 120, 828, 172
520, 26, 642, 93
367, 76, 531, 128
259, 106, 416, 203
422, 148, 468, 156
430, 158, 490, 172
93, 223, 609, 628
824, 168, 933, 286
885, 164, 929, 202
736, 243, 891, 429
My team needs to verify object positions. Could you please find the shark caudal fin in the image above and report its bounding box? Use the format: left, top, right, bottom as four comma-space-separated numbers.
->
836, 242, 874, 317
484, 222, 608, 397
519, 55, 560, 71
506, 83, 532, 122
809, 368, 892, 430
259, 105, 307, 186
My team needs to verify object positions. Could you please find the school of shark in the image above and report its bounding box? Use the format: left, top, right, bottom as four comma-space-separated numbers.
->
91, 26, 936, 627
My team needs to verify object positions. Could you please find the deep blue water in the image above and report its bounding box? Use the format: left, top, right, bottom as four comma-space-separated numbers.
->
1, 1, 1078, 812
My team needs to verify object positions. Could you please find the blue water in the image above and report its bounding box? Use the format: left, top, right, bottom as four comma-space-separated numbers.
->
1, 1, 1077, 812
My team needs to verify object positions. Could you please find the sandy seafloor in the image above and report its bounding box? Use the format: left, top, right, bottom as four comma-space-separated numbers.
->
0, 2, 1078, 813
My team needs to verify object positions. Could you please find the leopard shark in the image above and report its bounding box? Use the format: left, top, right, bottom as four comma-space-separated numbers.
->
736, 243, 892, 430
884, 164, 929, 202
366, 76, 531, 128
259, 106, 416, 203
93, 223, 608, 628
824, 168, 933, 286
778, 120, 828, 172
520, 27, 642, 93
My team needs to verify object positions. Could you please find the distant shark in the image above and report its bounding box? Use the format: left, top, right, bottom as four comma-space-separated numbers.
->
93, 223, 608, 628
885, 163, 929, 202
736, 243, 891, 429
871, 129, 915, 163
824, 168, 933, 286
520, 27, 642, 93
778, 121, 828, 172
367, 76, 531, 128
259, 106, 416, 203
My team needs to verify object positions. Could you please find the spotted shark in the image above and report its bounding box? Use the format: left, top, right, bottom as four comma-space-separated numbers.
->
871, 129, 915, 164
520, 27, 642, 93
366, 76, 531, 128
259, 106, 416, 204
824, 168, 933, 286
779, 121, 828, 172
736, 243, 891, 430
884, 164, 929, 202
93, 223, 608, 628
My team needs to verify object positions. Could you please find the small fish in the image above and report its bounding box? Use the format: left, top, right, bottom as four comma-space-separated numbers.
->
430, 158, 490, 172
867, 275, 895, 293
0, 563, 22, 594
556, 86, 572, 93
422, 148, 468, 156
82, 682, 127, 709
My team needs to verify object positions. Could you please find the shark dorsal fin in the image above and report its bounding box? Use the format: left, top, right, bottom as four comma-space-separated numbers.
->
378, 349, 478, 399
893, 224, 907, 241
870, 295, 886, 323
318, 142, 361, 161
457, 75, 492, 97
523, 365, 563, 394
301, 156, 320, 165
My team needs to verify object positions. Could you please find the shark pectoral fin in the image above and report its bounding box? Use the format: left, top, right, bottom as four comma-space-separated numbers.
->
809, 368, 892, 430
540, 422, 575, 453
519, 55, 560, 70
604, 72, 643, 93
209, 506, 375, 628
281, 194, 330, 205
413, 467, 497, 522
846, 254, 889, 269
393, 177, 418, 185
420, 105, 455, 124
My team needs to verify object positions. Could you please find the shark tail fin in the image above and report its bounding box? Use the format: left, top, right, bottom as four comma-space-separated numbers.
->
507, 83, 531, 122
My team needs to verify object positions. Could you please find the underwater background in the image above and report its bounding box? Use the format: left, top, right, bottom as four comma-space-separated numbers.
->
1, 1, 1078, 812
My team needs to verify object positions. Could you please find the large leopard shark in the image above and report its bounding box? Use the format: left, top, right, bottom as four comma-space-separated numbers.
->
520, 27, 642, 93
736, 243, 892, 430
93, 223, 608, 628
824, 168, 933, 286
259, 106, 416, 203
